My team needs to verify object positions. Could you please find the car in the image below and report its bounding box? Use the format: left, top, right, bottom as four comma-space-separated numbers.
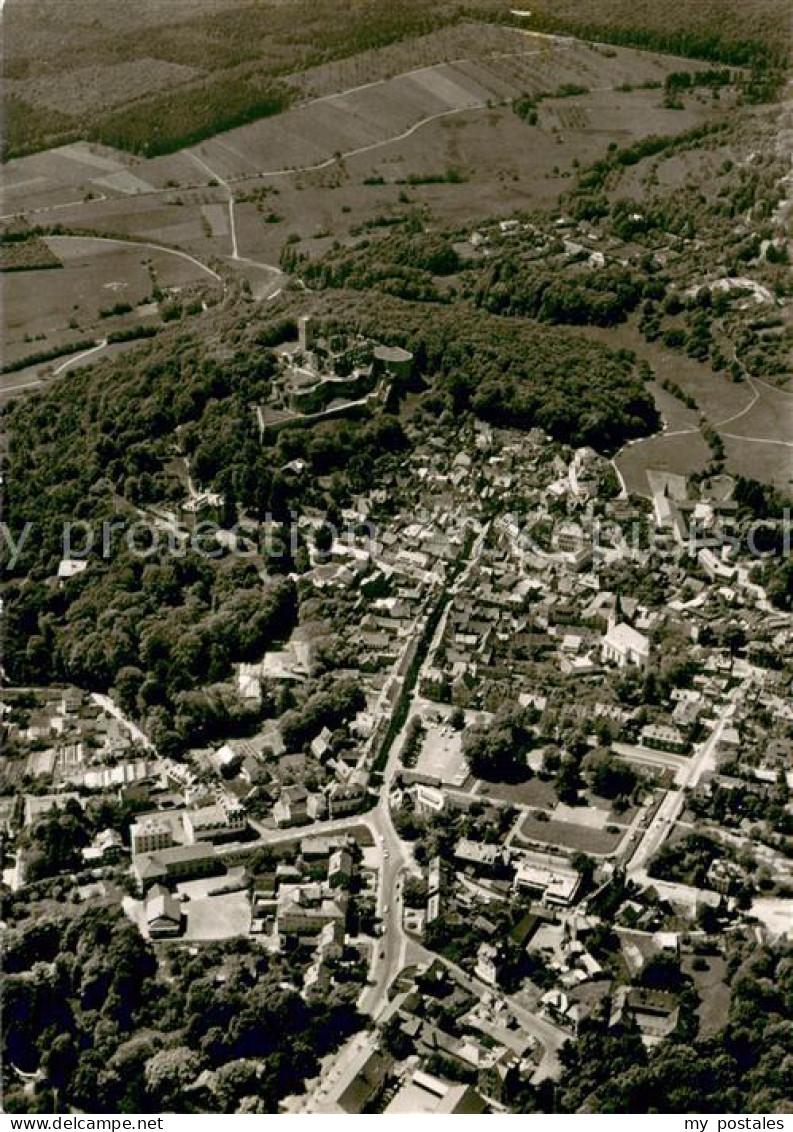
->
383, 905, 389, 914
384, 849, 390, 859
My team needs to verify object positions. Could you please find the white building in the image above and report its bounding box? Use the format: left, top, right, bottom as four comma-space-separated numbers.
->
601, 622, 651, 669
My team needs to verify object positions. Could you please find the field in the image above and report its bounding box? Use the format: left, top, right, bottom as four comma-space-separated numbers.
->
513, 811, 628, 856
2, 235, 219, 365
5, 0, 787, 161
574, 323, 793, 496
0, 27, 728, 382
473, 777, 558, 809
2, 0, 467, 159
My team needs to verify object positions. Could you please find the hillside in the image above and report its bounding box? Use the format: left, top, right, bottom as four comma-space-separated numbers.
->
3, 0, 788, 160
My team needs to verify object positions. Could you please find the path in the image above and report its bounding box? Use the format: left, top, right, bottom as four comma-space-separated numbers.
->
45, 232, 222, 284
188, 150, 239, 260
188, 149, 285, 291
53, 337, 108, 375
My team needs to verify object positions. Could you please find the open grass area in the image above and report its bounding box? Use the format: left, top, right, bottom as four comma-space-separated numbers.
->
683, 953, 732, 1037
514, 812, 627, 855
469, 776, 558, 809
2, 236, 216, 364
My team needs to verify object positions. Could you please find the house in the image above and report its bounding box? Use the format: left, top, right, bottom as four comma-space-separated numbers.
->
641, 724, 689, 754
82, 828, 124, 865
474, 942, 503, 986
130, 814, 177, 856
478, 1047, 522, 1105
332, 1050, 393, 1114
602, 622, 651, 669
611, 987, 680, 1046
513, 858, 582, 907
273, 785, 309, 827
328, 847, 354, 887
184, 798, 247, 843
277, 886, 348, 936
310, 727, 333, 760
706, 857, 746, 894
327, 782, 366, 818
454, 838, 503, 872
146, 884, 183, 939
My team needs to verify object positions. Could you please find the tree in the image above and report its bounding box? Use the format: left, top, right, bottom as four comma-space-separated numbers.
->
145, 1046, 203, 1105
557, 758, 583, 805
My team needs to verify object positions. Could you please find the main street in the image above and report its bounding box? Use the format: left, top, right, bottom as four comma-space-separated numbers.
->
627, 689, 741, 879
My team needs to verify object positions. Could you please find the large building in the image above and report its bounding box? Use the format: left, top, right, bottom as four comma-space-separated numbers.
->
183, 797, 247, 843
130, 815, 176, 856
385, 1070, 487, 1115
133, 843, 220, 891
146, 884, 183, 939
601, 622, 651, 669
513, 858, 582, 907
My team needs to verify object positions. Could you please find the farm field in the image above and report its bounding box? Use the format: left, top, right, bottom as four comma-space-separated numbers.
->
2, 236, 218, 363
1, 32, 721, 214
0, 28, 730, 378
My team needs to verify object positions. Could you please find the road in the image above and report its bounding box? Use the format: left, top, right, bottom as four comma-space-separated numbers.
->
627, 692, 740, 878
1, 338, 113, 405
357, 520, 495, 1019
188, 148, 285, 297
45, 232, 222, 284
52, 338, 109, 375
90, 692, 156, 750
611, 740, 691, 780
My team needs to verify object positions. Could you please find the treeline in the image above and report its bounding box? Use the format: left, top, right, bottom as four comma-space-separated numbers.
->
322, 292, 660, 452
497, 0, 790, 70
87, 74, 293, 158
1, 338, 95, 374
575, 124, 728, 198
664, 68, 734, 94
513, 84, 589, 125
0, 234, 63, 273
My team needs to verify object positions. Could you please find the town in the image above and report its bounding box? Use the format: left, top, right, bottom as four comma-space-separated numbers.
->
3, 376, 791, 1111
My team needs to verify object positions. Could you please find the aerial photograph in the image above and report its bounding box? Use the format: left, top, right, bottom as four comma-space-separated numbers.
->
1, 0, 791, 1118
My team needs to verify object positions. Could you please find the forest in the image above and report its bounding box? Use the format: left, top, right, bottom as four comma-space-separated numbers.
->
506, 0, 790, 72
2, 905, 363, 1113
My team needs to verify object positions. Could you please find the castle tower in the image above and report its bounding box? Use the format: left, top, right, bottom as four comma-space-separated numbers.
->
298, 314, 314, 353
